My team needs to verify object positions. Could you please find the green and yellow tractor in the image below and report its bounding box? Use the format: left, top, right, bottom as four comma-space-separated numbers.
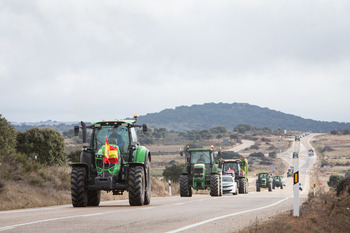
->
219, 158, 248, 194
179, 146, 222, 197
71, 115, 151, 207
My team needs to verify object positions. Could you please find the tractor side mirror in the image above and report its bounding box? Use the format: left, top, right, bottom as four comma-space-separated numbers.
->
74, 126, 79, 136
81, 121, 87, 143
142, 124, 148, 133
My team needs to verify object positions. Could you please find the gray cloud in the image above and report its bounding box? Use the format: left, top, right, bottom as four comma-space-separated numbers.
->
1, 0, 350, 123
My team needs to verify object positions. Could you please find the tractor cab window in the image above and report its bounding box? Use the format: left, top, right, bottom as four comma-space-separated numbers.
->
191, 151, 210, 164
94, 125, 130, 155
259, 173, 268, 179
222, 162, 239, 176
130, 127, 138, 144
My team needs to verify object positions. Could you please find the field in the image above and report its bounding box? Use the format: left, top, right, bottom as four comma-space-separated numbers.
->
311, 134, 350, 191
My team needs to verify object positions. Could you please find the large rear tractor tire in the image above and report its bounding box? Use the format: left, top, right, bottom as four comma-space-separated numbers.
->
87, 190, 101, 206
71, 166, 88, 207
273, 183, 275, 189
210, 175, 220, 197
129, 166, 145, 206
180, 175, 191, 197
256, 183, 260, 192
281, 183, 283, 189
239, 178, 247, 194
144, 163, 151, 205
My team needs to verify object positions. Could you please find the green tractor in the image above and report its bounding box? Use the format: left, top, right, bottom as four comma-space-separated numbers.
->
219, 158, 248, 194
256, 172, 272, 192
287, 166, 294, 177
179, 146, 222, 197
272, 175, 283, 189
71, 115, 151, 207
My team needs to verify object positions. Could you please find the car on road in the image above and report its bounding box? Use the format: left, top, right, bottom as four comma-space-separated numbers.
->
222, 175, 238, 195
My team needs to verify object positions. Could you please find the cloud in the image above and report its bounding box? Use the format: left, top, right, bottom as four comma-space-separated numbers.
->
1, 0, 350, 123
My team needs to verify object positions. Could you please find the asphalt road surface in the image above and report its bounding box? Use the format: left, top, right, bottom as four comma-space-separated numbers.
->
0, 134, 317, 233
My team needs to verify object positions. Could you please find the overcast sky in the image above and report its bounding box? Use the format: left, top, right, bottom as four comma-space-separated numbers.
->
1, 0, 349, 123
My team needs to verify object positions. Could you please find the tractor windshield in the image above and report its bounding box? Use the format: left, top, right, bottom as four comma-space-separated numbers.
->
222, 162, 239, 176
94, 125, 130, 155
191, 151, 210, 164
259, 173, 268, 180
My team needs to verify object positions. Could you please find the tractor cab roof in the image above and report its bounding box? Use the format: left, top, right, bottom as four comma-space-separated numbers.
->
92, 120, 136, 126
188, 148, 214, 152
220, 159, 241, 163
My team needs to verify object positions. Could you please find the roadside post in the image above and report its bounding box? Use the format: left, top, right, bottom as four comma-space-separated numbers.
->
169, 180, 172, 196
313, 182, 316, 196
293, 160, 299, 217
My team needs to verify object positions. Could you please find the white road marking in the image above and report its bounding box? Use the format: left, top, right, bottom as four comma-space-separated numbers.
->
166, 196, 291, 233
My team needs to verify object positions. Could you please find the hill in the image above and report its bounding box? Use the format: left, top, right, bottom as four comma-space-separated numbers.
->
137, 102, 350, 132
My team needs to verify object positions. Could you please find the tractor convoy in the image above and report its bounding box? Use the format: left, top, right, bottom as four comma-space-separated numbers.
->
70, 120, 300, 207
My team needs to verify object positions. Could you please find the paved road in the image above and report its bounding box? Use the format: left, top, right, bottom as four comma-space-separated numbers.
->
0, 135, 317, 233
224, 140, 255, 152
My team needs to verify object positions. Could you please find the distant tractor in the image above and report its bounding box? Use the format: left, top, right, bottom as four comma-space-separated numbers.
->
308, 149, 314, 156
71, 115, 151, 207
272, 175, 283, 189
287, 166, 294, 177
219, 158, 248, 194
179, 146, 222, 197
295, 136, 300, 141
256, 172, 272, 192
292, 152, 299, 158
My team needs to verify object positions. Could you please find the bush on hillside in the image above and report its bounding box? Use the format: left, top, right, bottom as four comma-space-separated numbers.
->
0, 115, 17, 156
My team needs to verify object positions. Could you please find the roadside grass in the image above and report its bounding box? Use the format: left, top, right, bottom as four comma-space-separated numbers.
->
240, 190, 350, 233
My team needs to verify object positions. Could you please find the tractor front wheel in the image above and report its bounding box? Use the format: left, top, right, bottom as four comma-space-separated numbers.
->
71, 166, 88, 207
268, 183, 272, 192
129, 166, 145, 206
256, 184, 260, 192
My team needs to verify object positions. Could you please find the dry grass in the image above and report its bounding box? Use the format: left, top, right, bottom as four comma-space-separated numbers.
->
241, 135, 291, 156
240, 191, 350, 233
311, 134, 350, 192
0, 164, 178, 211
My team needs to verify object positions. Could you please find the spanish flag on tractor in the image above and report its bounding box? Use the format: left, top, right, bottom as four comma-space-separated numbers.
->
104, 139, 119, 164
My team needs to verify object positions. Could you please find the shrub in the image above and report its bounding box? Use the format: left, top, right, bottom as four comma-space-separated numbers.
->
249, 152, 265, 158
268, 152, 277, 158
328, 175, 343, 188
163, 163, 185, 182
336, 177, 350, 196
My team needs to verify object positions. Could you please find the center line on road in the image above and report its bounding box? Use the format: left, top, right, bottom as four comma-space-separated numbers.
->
166, 196, 291, 233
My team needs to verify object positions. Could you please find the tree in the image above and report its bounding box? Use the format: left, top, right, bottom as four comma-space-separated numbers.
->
17, 127, 66, 165
0, 114, 17, 156
162, 163, 185, 182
